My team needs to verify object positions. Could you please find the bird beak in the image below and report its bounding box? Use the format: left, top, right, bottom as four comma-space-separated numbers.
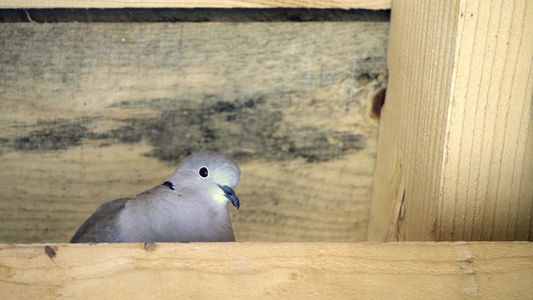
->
218, 185, 240, 209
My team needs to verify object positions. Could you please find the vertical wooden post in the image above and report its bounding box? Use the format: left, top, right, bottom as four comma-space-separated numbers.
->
368, 0, 533, 241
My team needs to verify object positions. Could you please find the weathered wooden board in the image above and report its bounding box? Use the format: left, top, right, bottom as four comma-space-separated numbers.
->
0, 8, 391, 23
0, 242, 531, 299
368, 0, 533, 242
0, 21, 388, 243
0, 0, 392, 9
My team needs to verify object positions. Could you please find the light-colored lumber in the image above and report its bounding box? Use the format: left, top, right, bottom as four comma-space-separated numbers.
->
0, 22, 388, 243
0, 242, 531, 299
368, 0, 533, 241
0, 0, 391, 9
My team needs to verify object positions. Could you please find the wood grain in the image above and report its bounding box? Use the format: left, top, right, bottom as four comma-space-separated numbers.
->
0, 242, 531, 299
0, 0, 391, 9
0, 21, 388, 243
368, 0, 533, 241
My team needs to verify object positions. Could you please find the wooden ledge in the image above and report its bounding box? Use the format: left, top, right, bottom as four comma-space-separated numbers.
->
0, 0, 391, 9
1, 242, 531, 298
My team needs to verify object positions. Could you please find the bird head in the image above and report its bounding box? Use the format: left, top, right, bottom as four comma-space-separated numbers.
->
168, 151, 241, 209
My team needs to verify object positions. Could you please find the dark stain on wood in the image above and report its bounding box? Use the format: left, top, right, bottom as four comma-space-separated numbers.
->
2, 91, 370, 162
138, 98, 367, 162
12, 119, 91, 152
371, 87, 387, 121
44, 245, 57, 260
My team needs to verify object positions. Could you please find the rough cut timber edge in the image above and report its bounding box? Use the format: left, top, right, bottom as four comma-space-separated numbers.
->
0, 0, 391, 10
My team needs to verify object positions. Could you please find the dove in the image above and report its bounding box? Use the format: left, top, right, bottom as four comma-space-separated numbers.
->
70, 151, 241, 243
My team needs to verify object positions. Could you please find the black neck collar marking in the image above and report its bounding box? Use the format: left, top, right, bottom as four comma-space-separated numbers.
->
162, 181, 176, 191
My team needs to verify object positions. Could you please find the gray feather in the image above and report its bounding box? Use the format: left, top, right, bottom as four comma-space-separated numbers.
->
69, 198, 130, 243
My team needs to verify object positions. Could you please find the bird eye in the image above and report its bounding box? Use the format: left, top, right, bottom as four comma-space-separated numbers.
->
199, 167, 209, 178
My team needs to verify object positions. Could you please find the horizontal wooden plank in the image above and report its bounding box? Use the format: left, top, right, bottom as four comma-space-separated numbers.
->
0, 0, 391, 9
0, 21, 388, 243
0, 8, 391, 23
0, 242, 531, 299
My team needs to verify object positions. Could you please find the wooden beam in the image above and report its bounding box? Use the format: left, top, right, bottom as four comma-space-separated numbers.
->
368, 0, 533, 241
0, 242, 531, 298
0, 0, 391, 10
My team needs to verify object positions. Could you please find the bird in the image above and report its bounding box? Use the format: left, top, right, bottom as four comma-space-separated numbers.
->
70, 151, 241, 243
